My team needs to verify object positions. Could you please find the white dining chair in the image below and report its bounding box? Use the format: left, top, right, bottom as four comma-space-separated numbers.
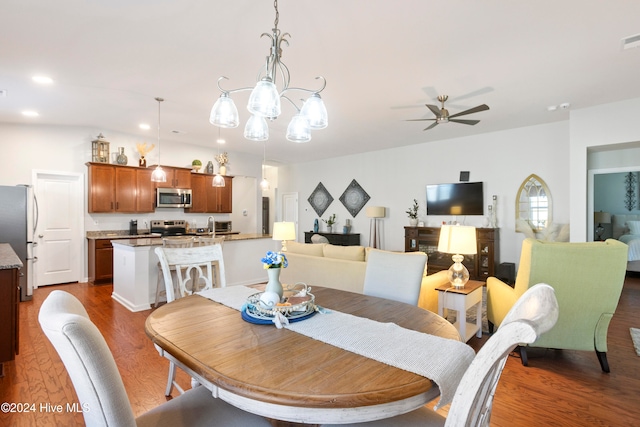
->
154, 236, 195, 308
38, 290, 272, 427
363, 249, 428, 305
197, 235, 225, 246
155, 243, 226, 396
320, 283, 559, 427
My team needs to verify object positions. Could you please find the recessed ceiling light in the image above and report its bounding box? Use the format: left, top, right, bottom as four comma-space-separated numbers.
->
32, 75, 53, 85
22, 110, 39, 117
216, 138, 225, 144
547, 105, 557, 112
139, 123, 151, 130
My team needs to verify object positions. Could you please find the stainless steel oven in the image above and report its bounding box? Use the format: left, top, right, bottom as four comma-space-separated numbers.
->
156, 188, 192, 208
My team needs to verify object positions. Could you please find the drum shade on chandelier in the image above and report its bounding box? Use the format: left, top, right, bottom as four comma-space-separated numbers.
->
208, 0, 328, 143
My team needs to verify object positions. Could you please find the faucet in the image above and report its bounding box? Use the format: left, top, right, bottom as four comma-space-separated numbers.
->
207, 216, 215, 234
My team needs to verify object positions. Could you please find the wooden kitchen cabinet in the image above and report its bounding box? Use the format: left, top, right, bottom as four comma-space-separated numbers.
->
88, 238, 114, 284
153, 166, 192, 189
0, 266, 20, 372
136, 168, 155, 212
186, 173, 233, 213
86, 163, 155, 213
404, 226, 499, 281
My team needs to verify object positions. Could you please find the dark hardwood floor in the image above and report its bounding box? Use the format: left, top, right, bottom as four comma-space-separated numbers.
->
1, 276, 639, 426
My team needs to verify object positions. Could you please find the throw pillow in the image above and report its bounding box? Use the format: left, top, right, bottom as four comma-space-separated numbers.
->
323, 244, 365, 262
627, 221, 640, 235
287, 241, 325, 256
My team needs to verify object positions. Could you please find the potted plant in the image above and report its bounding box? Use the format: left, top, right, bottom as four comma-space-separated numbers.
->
215, 152, 229, 175
322, 213, 337, 233
192, 159, 202, 172
406, 199, 419, 226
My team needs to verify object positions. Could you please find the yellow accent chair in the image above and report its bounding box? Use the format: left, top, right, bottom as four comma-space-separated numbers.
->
486, 238, 628, 372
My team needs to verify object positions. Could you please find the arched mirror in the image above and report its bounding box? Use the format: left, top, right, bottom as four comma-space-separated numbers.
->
516, 174, 552, 232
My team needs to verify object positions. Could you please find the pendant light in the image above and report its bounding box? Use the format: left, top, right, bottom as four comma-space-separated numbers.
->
150, 97, 167, 183
212, 128, 225, 187
260, 141, 270, 191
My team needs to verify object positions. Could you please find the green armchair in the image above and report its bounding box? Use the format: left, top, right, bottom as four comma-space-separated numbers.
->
486, 238, 628, 372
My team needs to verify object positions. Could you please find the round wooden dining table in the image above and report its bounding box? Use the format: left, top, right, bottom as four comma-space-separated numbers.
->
145, 286, 462, 426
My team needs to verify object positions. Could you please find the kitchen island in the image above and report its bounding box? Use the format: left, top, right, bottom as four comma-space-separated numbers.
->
111, 234, 277, 312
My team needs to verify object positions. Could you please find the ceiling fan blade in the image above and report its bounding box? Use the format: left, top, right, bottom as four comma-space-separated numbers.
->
448, 104, 489, 119
449, 119, 480, 125
426, 104, 441, 117
424, 122, 439, 131
405, 118, 437, 122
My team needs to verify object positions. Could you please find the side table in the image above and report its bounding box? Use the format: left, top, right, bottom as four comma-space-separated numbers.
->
436, 280, 484, 342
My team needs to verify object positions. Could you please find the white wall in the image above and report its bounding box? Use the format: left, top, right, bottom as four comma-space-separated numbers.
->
570, 98, 640, 241
278, 121, 571, 266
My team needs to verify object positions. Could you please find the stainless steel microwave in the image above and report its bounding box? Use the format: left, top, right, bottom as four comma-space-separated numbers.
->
156, 188, 192, 208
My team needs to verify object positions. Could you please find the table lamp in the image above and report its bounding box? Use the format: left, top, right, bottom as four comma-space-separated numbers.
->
594, 211, 611, 241
272, 222, 296, 252
438, 224, 477, 288
366, 206, 386, 249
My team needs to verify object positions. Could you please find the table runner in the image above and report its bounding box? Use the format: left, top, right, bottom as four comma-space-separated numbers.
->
197, 286, 475, 409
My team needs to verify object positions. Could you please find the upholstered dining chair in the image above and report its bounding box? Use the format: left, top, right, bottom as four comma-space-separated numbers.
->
320, 283, 559, 427
363, 249, 428, 305
155, 243, 227, 396
154, 236, 195, 308
38, 290, 272, 427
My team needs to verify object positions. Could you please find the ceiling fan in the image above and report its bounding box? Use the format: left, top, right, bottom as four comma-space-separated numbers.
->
408, 95, 489, 131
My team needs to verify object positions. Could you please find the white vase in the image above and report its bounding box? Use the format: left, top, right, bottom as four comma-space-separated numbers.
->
409, 218, 419, 227
265, 268, 283, 299
326, 225, 333, 233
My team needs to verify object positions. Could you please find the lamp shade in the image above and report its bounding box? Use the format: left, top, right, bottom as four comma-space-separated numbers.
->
438, 225, 477, 255
594, 211, 611, 224
209, 94, 239, 128
244, 114, 269, 141
286, 114, 311, 143
300, 93, 328, 129
247, 78, 281, 118
366, 206, 386, 218
272, 222, 296, 241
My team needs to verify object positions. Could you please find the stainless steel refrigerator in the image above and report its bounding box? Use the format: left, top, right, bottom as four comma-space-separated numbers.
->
0, 185, 38, 301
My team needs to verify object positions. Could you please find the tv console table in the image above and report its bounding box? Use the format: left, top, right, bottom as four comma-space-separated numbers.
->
404, 226, 499, 281
304, 232, 360, 246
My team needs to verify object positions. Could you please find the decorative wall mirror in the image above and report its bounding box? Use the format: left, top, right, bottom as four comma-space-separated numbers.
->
516, 174, 552, 232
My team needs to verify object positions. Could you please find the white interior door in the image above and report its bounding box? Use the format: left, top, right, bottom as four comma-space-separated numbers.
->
34, 171, 83, 286
281, 192, 299, 240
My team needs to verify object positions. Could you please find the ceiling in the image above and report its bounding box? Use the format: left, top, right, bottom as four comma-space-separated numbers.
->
2, 0, 640, 165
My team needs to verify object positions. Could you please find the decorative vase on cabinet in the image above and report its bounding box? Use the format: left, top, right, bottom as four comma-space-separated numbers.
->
116, 147, 128, 165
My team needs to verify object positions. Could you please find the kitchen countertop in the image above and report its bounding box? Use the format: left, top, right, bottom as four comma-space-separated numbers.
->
87, 230, 242, 240
111, 233, 272, 247
87, 230, 162, 240
0, 243, 23, 270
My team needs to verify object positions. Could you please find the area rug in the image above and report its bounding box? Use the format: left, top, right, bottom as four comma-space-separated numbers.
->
631, 328, 640, 356
444, 286, 490, 335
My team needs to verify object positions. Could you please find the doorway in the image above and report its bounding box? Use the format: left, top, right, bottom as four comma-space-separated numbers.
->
33, 170, 84, 287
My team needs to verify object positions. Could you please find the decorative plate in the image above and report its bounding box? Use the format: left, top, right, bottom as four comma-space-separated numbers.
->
339, 179, 370, 217
308, 182, 334, 217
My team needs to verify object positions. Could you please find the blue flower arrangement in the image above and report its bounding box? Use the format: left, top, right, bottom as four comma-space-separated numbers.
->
261, 251, 288, 269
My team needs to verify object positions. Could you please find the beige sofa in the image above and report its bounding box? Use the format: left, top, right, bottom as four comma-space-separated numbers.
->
280, 241, 449, 313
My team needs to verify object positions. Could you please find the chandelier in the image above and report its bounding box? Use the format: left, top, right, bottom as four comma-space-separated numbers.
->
209, 0, 328, 143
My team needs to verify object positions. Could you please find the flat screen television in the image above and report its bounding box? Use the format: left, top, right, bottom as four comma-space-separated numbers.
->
426, 182, 484, 216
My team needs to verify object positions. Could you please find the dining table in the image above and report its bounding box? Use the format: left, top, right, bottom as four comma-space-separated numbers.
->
145, 285, 473, 426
